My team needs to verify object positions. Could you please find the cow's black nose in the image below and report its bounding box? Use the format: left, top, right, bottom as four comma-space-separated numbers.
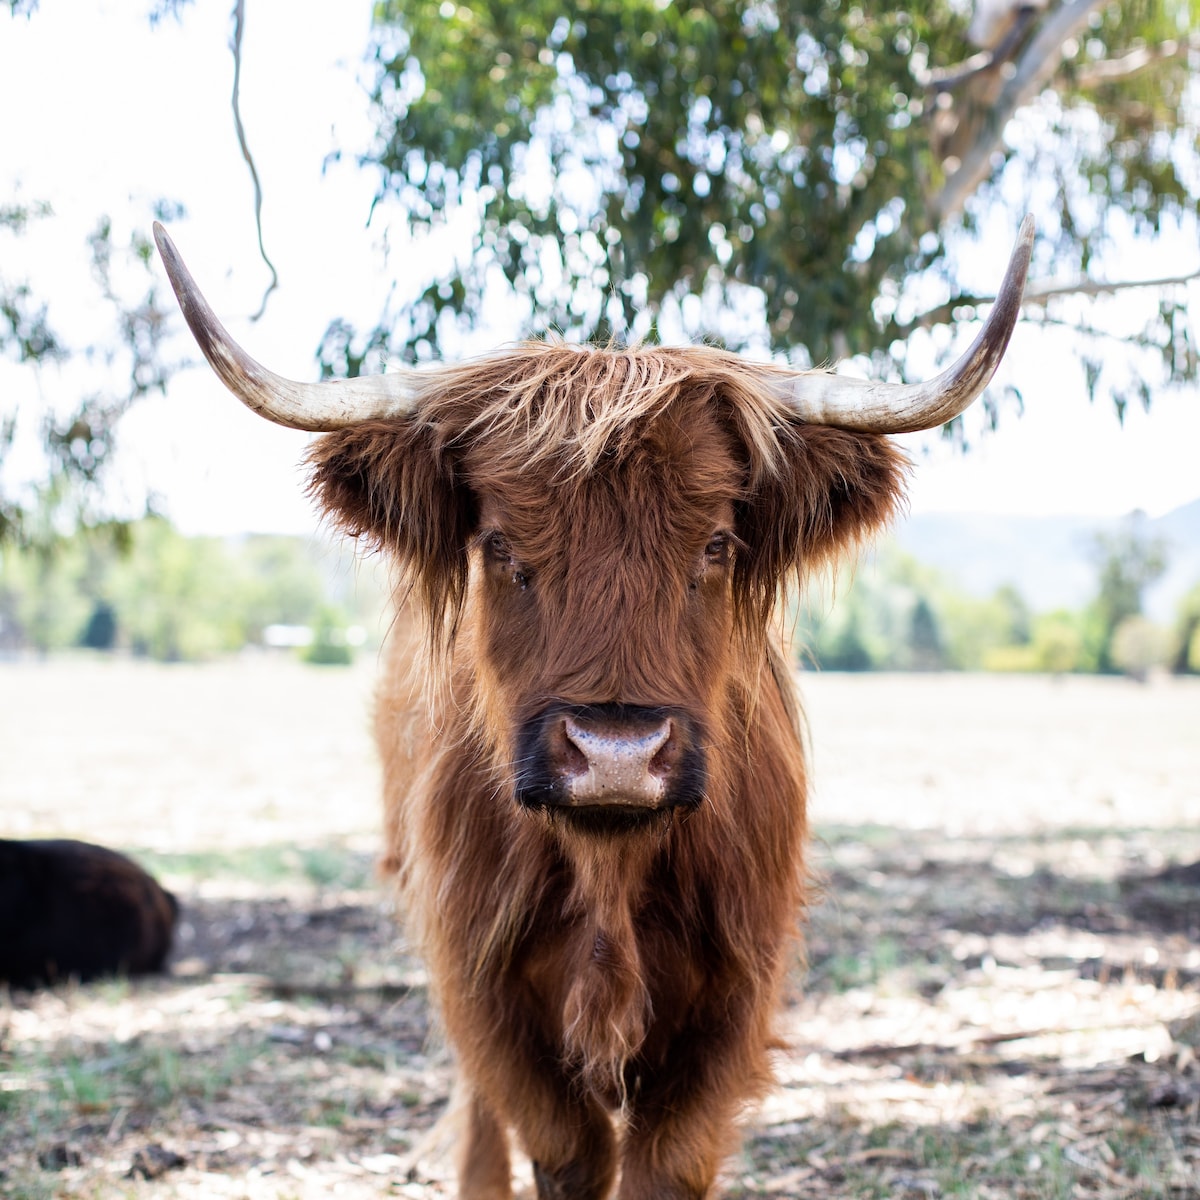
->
555, 709, 675, 806
515, 703, 705, 823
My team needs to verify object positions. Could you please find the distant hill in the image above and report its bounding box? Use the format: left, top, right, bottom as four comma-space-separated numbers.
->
889, 498, 1200, 621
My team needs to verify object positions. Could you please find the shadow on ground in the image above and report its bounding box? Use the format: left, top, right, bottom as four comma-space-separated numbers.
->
2, 827, 1198, 1198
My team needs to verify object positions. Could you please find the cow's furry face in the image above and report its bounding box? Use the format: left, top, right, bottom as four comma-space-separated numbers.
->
460, 404, 741, 828
308, 344, 907, 826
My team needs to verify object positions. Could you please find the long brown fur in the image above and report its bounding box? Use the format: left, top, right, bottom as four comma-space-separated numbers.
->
308, 342, 907, 1199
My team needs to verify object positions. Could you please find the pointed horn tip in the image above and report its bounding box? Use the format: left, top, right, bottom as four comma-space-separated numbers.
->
152, 222, 184, 280
1009, 216, 1036, 280
998, 215, 1036, 306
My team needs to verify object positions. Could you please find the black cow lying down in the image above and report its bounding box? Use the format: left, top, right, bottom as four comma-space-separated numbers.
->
0, 839, 178, 989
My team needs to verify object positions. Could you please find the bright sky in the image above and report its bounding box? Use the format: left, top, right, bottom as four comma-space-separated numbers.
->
2, 1, 1198, 536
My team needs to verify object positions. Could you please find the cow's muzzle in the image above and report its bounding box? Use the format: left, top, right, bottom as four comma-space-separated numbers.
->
515, 703, 705, 826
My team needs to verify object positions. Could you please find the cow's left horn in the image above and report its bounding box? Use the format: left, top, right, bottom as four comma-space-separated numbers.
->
776, 215, 1034, 433
153, 223, 418, 431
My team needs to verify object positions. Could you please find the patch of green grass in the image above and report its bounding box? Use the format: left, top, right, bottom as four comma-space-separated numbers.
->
129, 843, 374, 890
51, 1054, 118, 1111
125, 1035, 261, 1109
815, 823, 903, 850
298, 845, 366, 888
315, 1099, 351, 1128
0, 1173, 56, 1200
736, 1097, 1200, 1200
92, 977, 133, 1005
1, 1031, 271, 1148
127, 1041, 183, 1108
806, 934, 909, 993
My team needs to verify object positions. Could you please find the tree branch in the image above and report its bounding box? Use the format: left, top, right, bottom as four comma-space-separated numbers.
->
1022, 267, 1200, 303
889, 265, 1200, 339
930, 0, 1110, 222
229, 0, 278, 320
1072, 34, 1199, 90
917, 9, 1041, 93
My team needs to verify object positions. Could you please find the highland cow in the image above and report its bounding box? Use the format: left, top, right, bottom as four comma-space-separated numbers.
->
0, 838, 178, 989
154, 217, 1032, 1198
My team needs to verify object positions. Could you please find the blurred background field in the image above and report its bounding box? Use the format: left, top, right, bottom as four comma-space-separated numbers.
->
3, 655, 1200, 849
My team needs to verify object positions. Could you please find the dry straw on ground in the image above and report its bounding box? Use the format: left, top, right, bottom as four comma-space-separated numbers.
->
1, 659, 1198, 1198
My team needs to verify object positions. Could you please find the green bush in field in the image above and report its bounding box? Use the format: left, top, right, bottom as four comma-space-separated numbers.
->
797, 529, 1200, 677
798, 548, 1033, 672
1087, 519, 1168, 674
109, 519, 244, 660
1110, 615, 1171, 682
0, 536, 91, 653
1031, 613, 1088, 675
238, 535, 329, 642
0, 517, 383, 660
79, 599, 118, 650
983, 611, 1087, 675
1173, 583, 1200, 675
303, 607, 354, 666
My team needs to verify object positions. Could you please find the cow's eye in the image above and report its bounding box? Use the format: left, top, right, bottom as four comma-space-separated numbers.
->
483, 532, 529, 590
704, 533, 731, 566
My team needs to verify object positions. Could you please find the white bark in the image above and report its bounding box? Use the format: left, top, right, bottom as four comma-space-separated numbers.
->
931, 0, 1111, 221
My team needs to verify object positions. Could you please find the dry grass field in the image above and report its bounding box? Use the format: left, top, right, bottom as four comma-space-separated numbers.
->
1, 656, 1198, 1198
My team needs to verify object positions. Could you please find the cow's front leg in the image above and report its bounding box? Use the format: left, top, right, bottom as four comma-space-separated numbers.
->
617, 1107, 731, 1200
452, 1019, 617, 1199
520, 1091, 616, 1200
457, 1072, 615, 1200
618, 1025, 770, 1200
457, 1088, 511, 1199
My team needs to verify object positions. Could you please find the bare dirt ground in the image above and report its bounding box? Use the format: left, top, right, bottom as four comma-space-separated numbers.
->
1, 657, 1198, 1198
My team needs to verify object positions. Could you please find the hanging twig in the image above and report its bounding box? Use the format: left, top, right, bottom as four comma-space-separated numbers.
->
230, 0, 278, 320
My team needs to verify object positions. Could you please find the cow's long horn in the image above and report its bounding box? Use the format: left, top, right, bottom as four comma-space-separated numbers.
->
153, 223, 418, 431
777, 215, 1034, 433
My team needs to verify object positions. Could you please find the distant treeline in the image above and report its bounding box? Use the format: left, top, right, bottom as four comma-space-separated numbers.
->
796, 530, 1200, 679
4, 516, 1198, 676
0, 518, 390, 663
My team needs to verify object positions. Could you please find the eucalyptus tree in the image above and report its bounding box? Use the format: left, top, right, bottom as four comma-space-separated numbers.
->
338, 0, 1199, 425
3, 0, 1198, 546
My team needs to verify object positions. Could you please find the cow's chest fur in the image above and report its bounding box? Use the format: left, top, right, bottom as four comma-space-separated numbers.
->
503, 834, 715, 1104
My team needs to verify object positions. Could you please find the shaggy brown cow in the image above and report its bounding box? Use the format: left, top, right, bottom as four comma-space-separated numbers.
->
0, 838, 178, 989
155, 218, 1032, 1199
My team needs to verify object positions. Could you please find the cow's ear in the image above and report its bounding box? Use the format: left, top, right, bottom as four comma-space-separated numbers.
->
306, 418, 476, 626
735, 424, 908, 605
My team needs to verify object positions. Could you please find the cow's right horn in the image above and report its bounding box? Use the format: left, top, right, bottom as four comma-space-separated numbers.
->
775, 215, 1035, 433
153, 223, 419, 431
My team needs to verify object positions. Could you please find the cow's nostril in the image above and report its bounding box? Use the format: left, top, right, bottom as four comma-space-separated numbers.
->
648, 724, 679, 778
548, 717, 589, 778
562, 716, 671, 769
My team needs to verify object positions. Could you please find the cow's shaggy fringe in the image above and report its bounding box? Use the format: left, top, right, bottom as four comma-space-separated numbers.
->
306, 341, 909, 1198
428, 342, 789, 476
